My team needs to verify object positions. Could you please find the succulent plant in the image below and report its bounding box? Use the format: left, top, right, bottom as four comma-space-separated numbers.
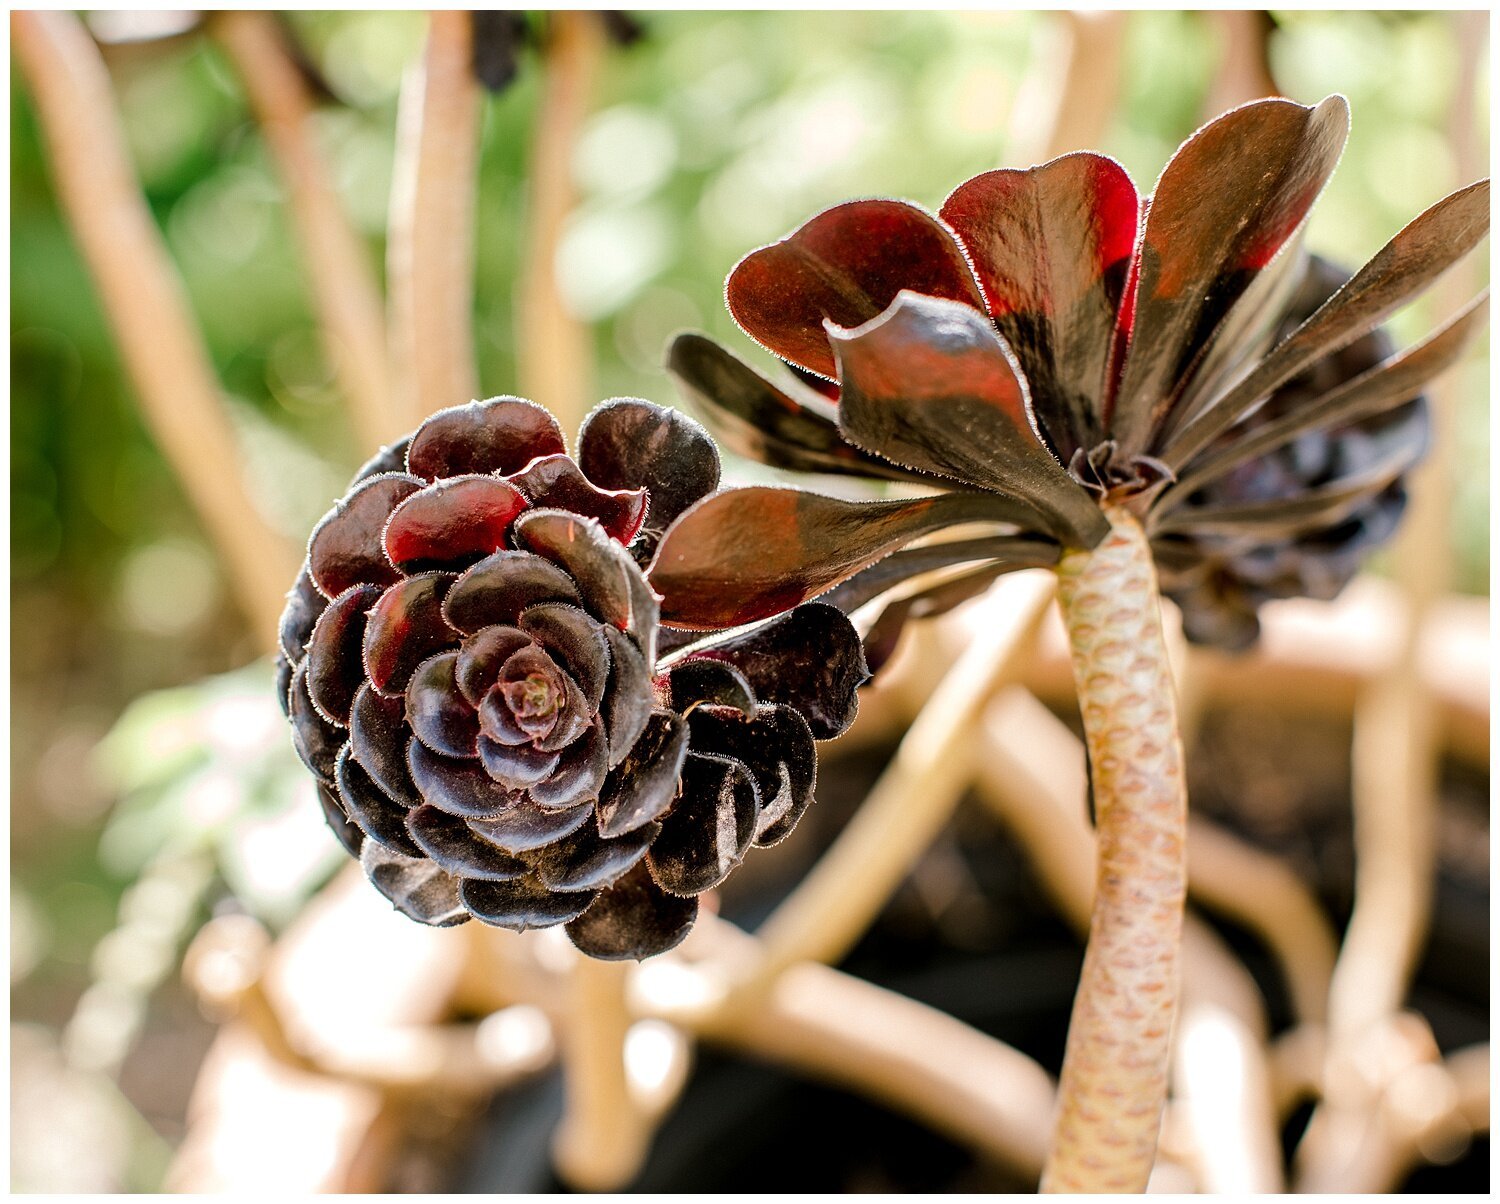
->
651, 95, 1489, 1190
655, 96, 1488, 663
277, 396, 867, 959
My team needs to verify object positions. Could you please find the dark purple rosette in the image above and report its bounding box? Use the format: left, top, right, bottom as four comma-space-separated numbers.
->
278, 396, 868, 959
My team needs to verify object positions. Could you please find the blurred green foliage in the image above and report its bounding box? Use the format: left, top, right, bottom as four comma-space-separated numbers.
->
9, 11, 1489, 1190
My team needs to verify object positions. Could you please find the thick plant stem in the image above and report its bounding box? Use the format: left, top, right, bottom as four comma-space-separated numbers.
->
1041, 505, 1188, 1193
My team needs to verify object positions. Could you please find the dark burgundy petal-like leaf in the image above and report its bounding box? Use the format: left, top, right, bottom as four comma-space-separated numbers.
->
1165, 291, 1488, 505
382, 475, 529, 573
726, 198, 985, 381
362, 572, 460, 695
361, 841, 469, 927
1108, 96, 1350, 453
600, 624, 653, 769
577, 397, 723, 560
304, 583, 381, 725
830, 292, 1106, 548
288, 661, 343, 784
691, 602, 869, 739
466, 797, 593, 854
816, 535, 1059, 617
279, 568, 327, 661
460, 875, 596, 930
666, 335, 920, 481
406, 652, 481, 758
596, 710, 688, 837
1164, 179, 1492, 469
517, 601, 610, 710
308, 473, 424, 597
687, 703, 816, 847
662, 657, 757, 718
515, 510, 660, 661
530, 719, 608, 808
316, 782, 364, 857
406, 396, 566, 480
406, 804, 530, 881
1154, 450, 1417, 541
478, 681, 546, 747
336, 745, 422, 857
646, 752, 759, 896
530, 816, 658, 892
650, 486, 1052, 630
478, 734, 562, 791
275, 652, 295, 720
455, 626, 533, 706
442, 550, 583, 635
506, 453, 648, 546
409, 738, 521, 818
349, 684, 420, 807
352, 437, 412, 484
534, 671, 592, 753
940, 152, 1139, 461
565, 862, 698, 960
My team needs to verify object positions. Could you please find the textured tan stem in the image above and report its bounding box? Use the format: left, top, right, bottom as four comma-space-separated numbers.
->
387, 11, 481, 428
12, 9, 299, 651
517, 11, 606, 432
213, 13, 398, 448
1042, 506, 1188, 1192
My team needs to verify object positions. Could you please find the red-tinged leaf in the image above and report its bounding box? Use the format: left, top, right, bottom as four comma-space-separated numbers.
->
816, 535, 1059, 618
530, 815, 658, 893
726, 198, 985, 381
336, 744, 422, 858
455, 626, 533, 706
383, 475, 528, 573
596, 710, 687, 837
466, 797, 593, 854
667, 333, 922, 482
442, 549, 582, 635
941, 153, 1139, 460
507, 453, 648, 546
307, 473, 423, 597
1108, 96, 1350, 453
304, 583, 381, 726
600, 624, 653, 769
405, 652, 482, 759
405, 805, 530, 882
406, 396, 565, 480
829, 292, 1107, 548
362, 572, 460, 696
279, 568, 326, 661
514, 510, 660, 661
1164, 178, 1492, 469
576, 398, 722, 561
650, 485, 1053, 630
565, 862, 699, 960
349, 684, 420, 807
686, 703, 816, 847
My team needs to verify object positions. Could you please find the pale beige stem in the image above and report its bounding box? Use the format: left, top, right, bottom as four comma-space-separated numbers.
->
517, 11, 606, 432
387, 10, 481, 427
1204, 10, 1279, 114
1041, 506, 1188, 1193
974, 689, 1282, 1192
749, 571, 1056, 982
552, 954, 652, 1192
12, 10, 298, 650
1010, 12, 1126, 163
213, 12, 398, 447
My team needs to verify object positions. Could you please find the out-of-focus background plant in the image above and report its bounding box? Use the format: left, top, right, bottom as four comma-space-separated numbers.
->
10, 10, 1488, 1192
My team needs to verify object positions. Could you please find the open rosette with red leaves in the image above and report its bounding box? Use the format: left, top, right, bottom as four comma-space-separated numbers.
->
277, 397, 868, 959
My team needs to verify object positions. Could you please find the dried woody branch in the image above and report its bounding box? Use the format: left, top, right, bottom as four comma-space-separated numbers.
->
211, 12, 400, 447
517, 11, 608, 434
387, 10, 482, 428
11, 9, 299, 650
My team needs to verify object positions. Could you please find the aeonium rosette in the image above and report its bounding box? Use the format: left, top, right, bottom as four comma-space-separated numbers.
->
278, 397, 868, 959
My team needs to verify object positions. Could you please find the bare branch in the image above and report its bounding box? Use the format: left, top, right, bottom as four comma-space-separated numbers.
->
11, 9, 299, 650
